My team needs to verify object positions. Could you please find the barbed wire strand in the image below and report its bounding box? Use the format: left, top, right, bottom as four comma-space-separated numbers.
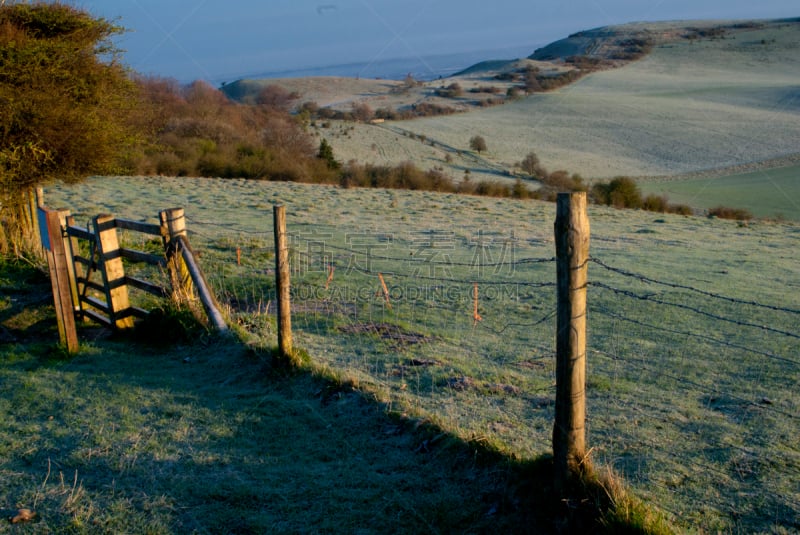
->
591, 257, 800, 315
590, 304, 800, 366
591, 282, 800, 340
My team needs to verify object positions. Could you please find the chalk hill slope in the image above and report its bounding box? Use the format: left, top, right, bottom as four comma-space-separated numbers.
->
227, 19, 800, 182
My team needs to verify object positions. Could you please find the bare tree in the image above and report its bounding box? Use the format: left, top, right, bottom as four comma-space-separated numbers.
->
469, 135, 487, 154
256, 85, 300, 112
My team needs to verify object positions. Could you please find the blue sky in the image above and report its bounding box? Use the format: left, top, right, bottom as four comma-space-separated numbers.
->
80, 1, 798, 83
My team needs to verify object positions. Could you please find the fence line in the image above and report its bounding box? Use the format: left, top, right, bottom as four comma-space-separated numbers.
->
591, 280, 800, 339
169, 205, 800, 531
591, 304, 800, 366
590, 257, 800, 315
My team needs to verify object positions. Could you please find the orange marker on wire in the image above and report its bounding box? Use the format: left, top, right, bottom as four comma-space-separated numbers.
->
378, 273, 392, 309
473, 282, 482, 326
324, 264, 335, 290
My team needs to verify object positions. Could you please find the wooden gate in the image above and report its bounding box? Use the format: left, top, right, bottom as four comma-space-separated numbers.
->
38, 206, 227, 353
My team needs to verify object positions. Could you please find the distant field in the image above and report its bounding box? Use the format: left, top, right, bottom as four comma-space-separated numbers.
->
642, 164, 800, 220
327, 22, 800, 180
43, 176, 800, 533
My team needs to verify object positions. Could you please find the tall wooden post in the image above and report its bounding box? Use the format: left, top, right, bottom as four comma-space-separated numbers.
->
273, 205, 293, 360
59, 212, 81, 317
553, 192, 590, 492
160, 208, 194, 300
93, 214, 134, 330
39, 207, 79, 353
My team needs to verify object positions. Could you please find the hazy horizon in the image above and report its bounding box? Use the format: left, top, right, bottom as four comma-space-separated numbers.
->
79, 1, 799, 84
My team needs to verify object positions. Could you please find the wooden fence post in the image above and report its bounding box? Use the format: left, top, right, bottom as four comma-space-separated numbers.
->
39, 207, 79, 353
273, 205, 293, 360
92, 214, 134, 330
553, 192, 590, 492
160, 208, 194, 300
58, 212, 81, 317
176, 236, 228, 332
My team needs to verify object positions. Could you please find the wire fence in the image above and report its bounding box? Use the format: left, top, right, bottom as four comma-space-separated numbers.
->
180, 212, 799, 533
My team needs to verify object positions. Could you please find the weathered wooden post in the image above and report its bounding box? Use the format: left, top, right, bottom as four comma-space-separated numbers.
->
39, 207, 79, 353
273, 205, 293, 360
160, 208, 194, 301
93, 214, 134, 330
59, 212, 81, 317
553, 192, 590, 492
177, 238, 228, 332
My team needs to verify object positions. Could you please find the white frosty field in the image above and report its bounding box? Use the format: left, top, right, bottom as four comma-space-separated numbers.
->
327, 23, 800, 180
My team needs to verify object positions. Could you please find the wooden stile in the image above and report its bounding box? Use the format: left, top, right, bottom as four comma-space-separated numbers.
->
92, 214, 134, 330
39, 204, 225, 344
160, 208, 194, 300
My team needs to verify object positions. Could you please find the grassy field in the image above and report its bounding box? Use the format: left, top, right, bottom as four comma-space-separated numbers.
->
25, 176, 800, 533
332, 22, 800, 180
0, 271, 550, 533
641, 164, 800, 221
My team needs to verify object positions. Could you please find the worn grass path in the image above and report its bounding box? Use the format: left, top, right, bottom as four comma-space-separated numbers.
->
0, 261, 592, 534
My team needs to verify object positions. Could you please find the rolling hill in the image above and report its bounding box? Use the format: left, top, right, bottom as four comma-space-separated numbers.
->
225, 18, 800, 218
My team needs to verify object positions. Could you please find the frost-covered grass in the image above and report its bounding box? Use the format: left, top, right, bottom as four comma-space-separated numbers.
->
39, 176, 800, 533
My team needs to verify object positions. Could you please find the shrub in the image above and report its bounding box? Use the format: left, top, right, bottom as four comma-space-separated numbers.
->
132, 77, 321, 181
669, 204, 694, 216
351, 102, 373, 122
256, 84, 299, 111
469, 86, 502, 94
317, 138, 339, 170
410, 102, 456, 117
708, 205, 753, 221
0, 2, 142, 255
520, 151, 541, 176
592, 177, 642, 209
512, 178, 531, 199
642, 194, 669, 213
435, 83, 464, 98
540, 170, 585, 194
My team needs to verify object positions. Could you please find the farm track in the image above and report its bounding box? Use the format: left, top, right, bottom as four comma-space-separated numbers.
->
377, 123, 511, 177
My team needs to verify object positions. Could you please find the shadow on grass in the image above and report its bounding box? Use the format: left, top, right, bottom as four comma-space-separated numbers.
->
0, 341, 616, 533
0, 262, 617, 534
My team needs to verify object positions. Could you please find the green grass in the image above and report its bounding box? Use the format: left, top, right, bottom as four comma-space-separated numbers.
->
1, 259, 574, 533
641, 164, 800, 221
27, 176, 800, 532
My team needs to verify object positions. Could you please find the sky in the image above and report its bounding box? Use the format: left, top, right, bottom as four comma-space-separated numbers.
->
78, 0, 799, 83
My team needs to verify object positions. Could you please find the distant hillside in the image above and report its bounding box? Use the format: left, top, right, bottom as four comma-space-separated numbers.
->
527, 19, 771, 63
315, 18, 800, 188
220, 16, 800, 217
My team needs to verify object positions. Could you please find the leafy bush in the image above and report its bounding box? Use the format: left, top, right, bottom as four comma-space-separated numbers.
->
592, 177, 642, 209
0, 2, 141, 255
